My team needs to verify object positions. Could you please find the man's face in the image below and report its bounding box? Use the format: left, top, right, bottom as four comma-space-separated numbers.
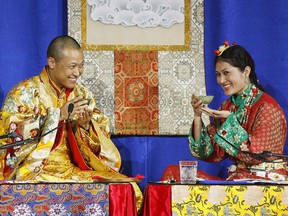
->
48, 47, 84, 89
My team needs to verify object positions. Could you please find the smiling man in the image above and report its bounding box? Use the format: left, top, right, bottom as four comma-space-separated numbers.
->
0, 35, 142, 208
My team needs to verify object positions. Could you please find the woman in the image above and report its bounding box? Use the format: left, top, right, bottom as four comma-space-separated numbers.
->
189, 41, 287, 181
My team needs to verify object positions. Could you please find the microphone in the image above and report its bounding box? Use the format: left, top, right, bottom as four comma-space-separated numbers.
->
216, 134, 287, 162
0, 103, 75, 150
241, 150, 288, 162
0, 122, 66, 150
0, 131, 21, 140
68, 103, 74, 119
0, 138, 35, 149
40, 103, 74, 139
241, 151, 271, 162
259, 151, 288, 159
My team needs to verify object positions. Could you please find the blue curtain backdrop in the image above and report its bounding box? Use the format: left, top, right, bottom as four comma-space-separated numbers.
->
204, 0, 288, 156
1, 1, 288, 191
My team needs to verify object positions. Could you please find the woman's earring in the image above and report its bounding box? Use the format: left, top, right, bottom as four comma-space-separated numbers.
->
245, 78, 248, 83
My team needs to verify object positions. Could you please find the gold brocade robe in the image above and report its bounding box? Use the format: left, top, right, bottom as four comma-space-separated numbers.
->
0, 67, 142, 208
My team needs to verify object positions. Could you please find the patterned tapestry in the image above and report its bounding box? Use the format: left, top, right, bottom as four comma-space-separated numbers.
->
171, 185, 288, 215
68, 0, 208, 135
114, 51, 159, 135
0, 182, 109, 215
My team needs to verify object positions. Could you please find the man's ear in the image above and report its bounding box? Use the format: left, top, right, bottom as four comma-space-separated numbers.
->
47, 57, 56, 69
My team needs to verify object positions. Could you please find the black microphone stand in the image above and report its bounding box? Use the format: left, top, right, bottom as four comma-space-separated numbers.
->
0, 122, 65, 150
0, 103, 75, 150
0, 131, 21, 140
241, 151, 272, 162
241, 151, 288, 162
260, 151, 288, 159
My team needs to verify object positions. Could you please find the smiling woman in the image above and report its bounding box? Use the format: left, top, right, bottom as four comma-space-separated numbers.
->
189, 41, 288, 182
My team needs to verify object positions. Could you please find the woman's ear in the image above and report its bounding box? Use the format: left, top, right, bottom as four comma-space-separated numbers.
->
244, 66, 251, 78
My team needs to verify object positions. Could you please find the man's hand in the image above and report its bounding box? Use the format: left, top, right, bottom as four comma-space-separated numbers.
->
77, 108, 93, 130
60, 96, 90, 121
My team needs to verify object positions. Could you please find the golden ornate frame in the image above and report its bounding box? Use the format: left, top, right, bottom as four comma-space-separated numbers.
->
81, 0, 191, 51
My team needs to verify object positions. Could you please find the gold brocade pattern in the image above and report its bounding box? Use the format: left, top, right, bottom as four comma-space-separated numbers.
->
0, 68, 121, 179
0, 68, 143, 210
35, 129, 120, 182
172, 185, 288, 215
114, 50, 159, 135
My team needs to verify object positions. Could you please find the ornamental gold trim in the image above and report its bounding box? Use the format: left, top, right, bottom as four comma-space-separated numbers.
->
81, 0, 191, 51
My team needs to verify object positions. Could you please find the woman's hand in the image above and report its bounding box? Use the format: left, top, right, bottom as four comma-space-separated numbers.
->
191, 93, 204, 117
191, 93, 204, 141
201, 106, 231, 119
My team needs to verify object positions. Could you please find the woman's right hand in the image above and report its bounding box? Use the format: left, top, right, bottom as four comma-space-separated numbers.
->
191, 93, 204, 141
191, 93, 204, 117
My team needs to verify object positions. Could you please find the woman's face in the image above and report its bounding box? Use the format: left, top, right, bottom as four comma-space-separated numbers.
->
215, 61, 250, 96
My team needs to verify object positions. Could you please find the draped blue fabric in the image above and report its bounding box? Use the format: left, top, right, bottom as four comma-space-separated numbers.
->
1, 1, 288, 191
0, 1, 67, 104
112, 135, 229, 190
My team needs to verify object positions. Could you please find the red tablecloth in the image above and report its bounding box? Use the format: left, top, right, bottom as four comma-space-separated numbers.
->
140, 184, 171, 216
109, 183, 137, 216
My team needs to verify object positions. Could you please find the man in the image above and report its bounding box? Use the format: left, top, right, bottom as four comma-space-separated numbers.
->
0, 35, 142, 207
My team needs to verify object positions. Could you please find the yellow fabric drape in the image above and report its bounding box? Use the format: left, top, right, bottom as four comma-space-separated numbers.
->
172, 185, 288, 215
0, 67, 142, 209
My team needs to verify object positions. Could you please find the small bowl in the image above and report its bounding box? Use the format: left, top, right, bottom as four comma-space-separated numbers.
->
198, 95, 214, 105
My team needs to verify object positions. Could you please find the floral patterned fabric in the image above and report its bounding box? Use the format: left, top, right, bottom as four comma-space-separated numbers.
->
114, 50, 159, 135
0, 182, 109, 216
0, 67, 143, 209
0, 67, 121, 180
172, 184, 288, 215
188, 84, 287, 180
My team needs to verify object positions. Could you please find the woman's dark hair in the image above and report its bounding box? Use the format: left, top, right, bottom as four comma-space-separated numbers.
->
214, 45, 264, 91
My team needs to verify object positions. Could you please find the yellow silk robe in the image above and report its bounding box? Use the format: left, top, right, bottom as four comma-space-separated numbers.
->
0, 67, 142, 208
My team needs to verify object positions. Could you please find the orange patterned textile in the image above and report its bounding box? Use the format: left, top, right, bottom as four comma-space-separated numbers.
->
114, 51, 159, 135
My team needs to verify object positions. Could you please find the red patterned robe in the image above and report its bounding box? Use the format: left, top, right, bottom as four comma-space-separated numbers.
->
188, 84, 287, 181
